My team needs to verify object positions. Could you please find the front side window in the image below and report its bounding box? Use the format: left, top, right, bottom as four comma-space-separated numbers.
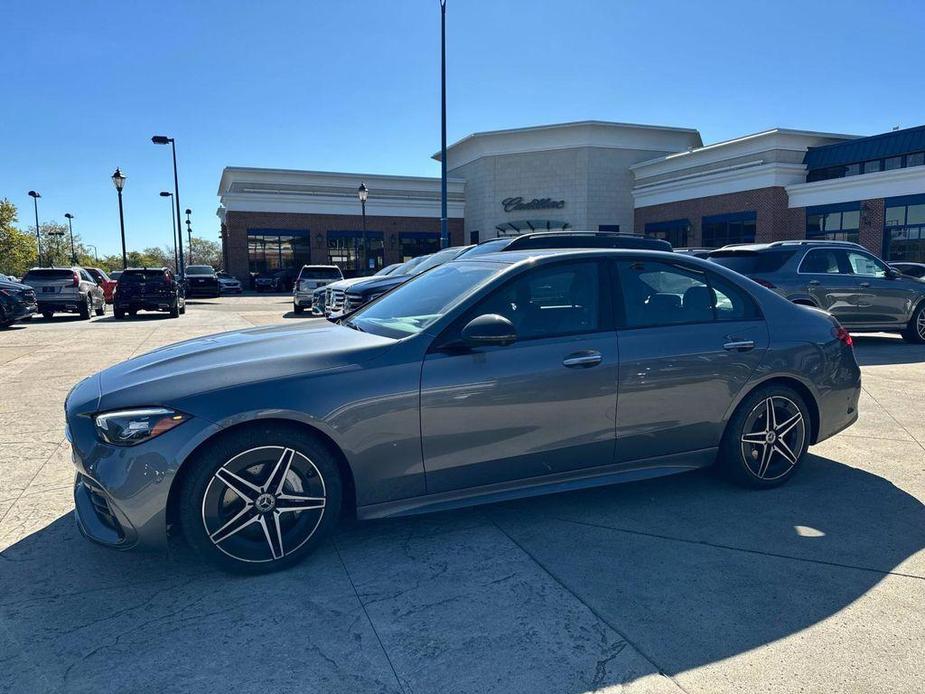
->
846, 251, 888, 278
615, 260, 758, 327
457, 261, 601, 340
799, 249, 843, 274
350, 262, 499, 339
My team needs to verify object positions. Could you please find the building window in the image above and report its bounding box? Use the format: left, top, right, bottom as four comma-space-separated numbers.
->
863, 160, 882, 174
644, 219, 690, 248
907, 152, 925, 167
327, 230, 384, 277
805, 152, 925, 182
884, 194, 925, 262
598, 224, 621, 232
469, 230, 480, 244
806, 203, 860, 243
247, 229, 311, 274
701, 212, 756, 248
399, 232, 440, 262
884, 156, 903, 171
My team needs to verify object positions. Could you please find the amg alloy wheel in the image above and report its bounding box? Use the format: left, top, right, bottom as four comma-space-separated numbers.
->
720, 386, 809, 488
179, 427, 342, 573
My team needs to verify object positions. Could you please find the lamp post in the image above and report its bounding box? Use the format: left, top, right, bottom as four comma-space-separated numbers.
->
160, 192, 178, 272
439, 0, 448, 249
86, 244, 99, 262
152, 135, 185, 277
48, 228, 65, 265
111, 167, 127, 269
185, 209, 193, 266
27, 191, 42, 266
358, 182, 368, 273
64, 213, 77, 263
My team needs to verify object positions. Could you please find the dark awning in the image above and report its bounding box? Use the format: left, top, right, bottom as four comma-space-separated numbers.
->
804, 124, 925, 169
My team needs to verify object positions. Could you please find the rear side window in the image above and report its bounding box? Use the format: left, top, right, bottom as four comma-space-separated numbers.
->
615, 260, 760, 328
120, 270, 168, 283
708, 250, 795, 274
23, 269, 73, 281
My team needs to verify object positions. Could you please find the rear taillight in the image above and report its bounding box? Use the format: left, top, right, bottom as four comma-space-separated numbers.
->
71, 271, 79, 287
833, 325, 853, 348
164, 271, 170, 283
753, 278, 776, 289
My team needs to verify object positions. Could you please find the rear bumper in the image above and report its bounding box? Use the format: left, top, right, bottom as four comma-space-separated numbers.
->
37, 298, 81, 313
293, 291, 314, 307
115, 296, 176, 312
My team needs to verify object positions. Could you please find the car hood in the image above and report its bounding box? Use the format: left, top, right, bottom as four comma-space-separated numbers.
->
0, 279, 32, 291
95, 320, 395, 413
326, 276, 372, 291
347, 275, 409, 295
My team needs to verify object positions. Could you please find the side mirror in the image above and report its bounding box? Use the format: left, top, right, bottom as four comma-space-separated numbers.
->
461, 314, 517, 347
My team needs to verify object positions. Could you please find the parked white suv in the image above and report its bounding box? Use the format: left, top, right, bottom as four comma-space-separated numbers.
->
292, 265, 344, 314
21, 267, 105, 320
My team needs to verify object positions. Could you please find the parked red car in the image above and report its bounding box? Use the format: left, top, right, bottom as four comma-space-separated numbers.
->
83, 267, 117, 303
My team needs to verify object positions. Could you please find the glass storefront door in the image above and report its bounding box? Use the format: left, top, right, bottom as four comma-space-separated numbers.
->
328, 230, 384, 277
247, 229, 311, 273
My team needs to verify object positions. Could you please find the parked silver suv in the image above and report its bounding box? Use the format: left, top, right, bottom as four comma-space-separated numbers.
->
709, 240, 925, 343
21, 267, 105, 320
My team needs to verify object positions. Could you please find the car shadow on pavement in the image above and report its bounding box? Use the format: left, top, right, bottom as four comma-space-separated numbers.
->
94, 314, 173, 322
1, 454, 922, 693
851, 334, 925, 366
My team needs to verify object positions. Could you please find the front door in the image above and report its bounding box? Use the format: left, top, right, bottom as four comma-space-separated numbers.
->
611, 259, 769, 462
844, 249, 913, 326
420, 260, 618, 493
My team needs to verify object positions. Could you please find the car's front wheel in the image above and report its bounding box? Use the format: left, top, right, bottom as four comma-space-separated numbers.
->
718, 385, 810, 488
901, 301, 925, 344
178, 425, 342, 573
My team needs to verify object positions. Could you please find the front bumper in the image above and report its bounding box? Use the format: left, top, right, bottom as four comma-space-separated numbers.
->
2, 299, 37, 322
67, 403, 221, 551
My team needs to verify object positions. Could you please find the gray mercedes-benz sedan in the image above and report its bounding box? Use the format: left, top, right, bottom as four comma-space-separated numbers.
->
66, 249, 861, 572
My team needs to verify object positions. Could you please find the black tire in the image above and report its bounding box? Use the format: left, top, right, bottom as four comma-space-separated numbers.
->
129, 309, 137, 317
0, 319, 12, 329
901, 301, 925, 344
41, 311, 53, 320
178, 424, 343, 574
78, 295, 91, 320
94, 298, 105, 316
718, 384, 810, 489
293, 304, 303, 314
179, 303, 186, 315
169, 302, 179, 318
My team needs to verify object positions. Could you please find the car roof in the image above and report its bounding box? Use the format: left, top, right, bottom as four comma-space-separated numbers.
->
456, 247, 685, 266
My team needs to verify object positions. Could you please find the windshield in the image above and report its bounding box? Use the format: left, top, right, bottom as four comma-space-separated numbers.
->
394, 255, 430, 275
350, 261, 500, 339
299, 266, 342, 280
459, 239, 511, 257
186, 265, 214, 275
408, 247, 469, 277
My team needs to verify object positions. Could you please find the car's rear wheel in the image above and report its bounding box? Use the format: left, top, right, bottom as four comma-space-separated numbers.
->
114, 306, 125, 319
41, 311, 53, 320
169, 302, 179, 318
94, 298, 105, 316
178, 425, 342, 573
293, 303, 303, 314
79, 294, 91, 320
719, 385, 809, 488
901, 302, 925, 344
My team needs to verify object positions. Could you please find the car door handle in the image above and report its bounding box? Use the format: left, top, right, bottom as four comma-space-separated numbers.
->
807, 280, 821, 286
858, 281, 871, 288
723, 339, 755, 352
562, 351, 602, 368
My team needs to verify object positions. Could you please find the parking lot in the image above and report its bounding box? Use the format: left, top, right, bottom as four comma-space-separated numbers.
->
1, 293, 923, 694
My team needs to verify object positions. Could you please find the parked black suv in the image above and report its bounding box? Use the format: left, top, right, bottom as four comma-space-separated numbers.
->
0, 276, 37, 328
708, 240, 925, 343
184, 265, 220, 298
113, 268, 186, 319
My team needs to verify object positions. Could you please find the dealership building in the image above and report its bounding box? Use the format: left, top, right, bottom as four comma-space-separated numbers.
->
217, 121, 925, 281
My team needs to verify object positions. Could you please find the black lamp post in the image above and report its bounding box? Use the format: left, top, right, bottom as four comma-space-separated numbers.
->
27, 191, 42, 266
185, 209, 193, 266
152, 135, 185, 277
48, 228, 65, 265
439, 0, 448, 249
64, 213, 76, 263
111, 167, 127, 269
160, 192, 178, 271
86, 244, 99, 262
358, 182, 368, 273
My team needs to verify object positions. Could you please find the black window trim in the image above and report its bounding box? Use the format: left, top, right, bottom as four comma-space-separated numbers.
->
610, 257, 764, 330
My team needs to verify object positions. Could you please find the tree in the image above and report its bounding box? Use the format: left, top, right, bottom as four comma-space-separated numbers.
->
187, 236, 222, 268
0, 199, 38, 278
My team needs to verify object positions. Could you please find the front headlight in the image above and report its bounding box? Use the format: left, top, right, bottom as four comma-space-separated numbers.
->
94, 408, 189, 446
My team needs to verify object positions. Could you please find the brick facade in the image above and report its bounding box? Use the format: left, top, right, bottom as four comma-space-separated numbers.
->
634, 187, 806, 246
858, 198, 885, 256
223, 211, 464, 283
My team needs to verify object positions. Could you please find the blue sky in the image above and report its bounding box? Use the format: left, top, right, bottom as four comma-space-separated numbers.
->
2, 0, 924, 257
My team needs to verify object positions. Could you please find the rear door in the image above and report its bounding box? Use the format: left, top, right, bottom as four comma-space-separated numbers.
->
797, 249, 859, 324
612, 259, 769, 462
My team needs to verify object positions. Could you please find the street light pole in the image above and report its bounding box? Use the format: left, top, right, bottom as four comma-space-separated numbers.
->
160, 192, 178, 272
358, 182, 368, 274
48, 229, 65, 265
185, 209, 193, 266
152, 136, 185, 277
86, 244, 98, 262
27, 191, 42, 266
64, 213, 76, 263
111, 168, 127, 269
439, 0, 448, 249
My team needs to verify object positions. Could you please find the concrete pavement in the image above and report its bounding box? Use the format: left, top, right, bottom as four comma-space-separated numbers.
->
1, 295, 923, 693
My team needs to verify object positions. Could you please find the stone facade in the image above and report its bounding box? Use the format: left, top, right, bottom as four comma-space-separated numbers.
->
222, 211, 464, 283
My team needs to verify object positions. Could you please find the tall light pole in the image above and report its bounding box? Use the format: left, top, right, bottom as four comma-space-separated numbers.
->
27, 191, 42, 266
358, 182, 368, 273
48, 228, 65, 265
152, 135, 185, 277
86, 244, 99, 262
64, 213, 77, 263
111, 167, 127, 269
160, 192, 178, 271
439, 0, 448, 249
185, 209, 193, 266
